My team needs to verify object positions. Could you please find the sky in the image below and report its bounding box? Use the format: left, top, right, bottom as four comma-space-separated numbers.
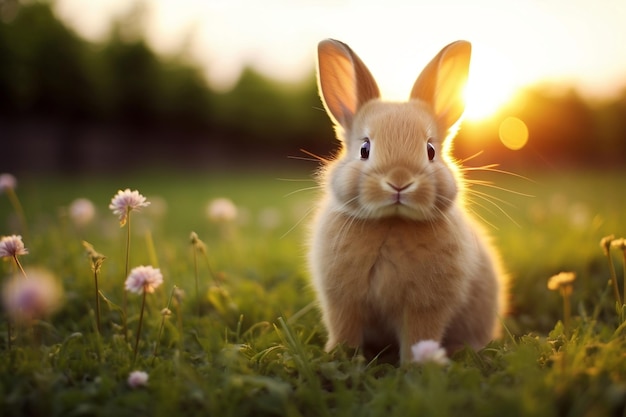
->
54, 0, 626, 121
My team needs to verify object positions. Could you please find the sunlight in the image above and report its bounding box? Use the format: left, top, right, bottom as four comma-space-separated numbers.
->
463, 45, 520, 122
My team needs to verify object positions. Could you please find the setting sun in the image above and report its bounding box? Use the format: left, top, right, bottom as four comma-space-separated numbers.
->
463, 44, 520, 122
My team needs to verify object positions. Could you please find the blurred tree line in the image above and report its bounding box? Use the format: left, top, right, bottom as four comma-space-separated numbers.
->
0, 1, 625, 174
0, 1, 332, 173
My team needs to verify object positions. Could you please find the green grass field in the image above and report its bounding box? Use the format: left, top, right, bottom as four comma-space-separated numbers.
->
1, 167, 625, 416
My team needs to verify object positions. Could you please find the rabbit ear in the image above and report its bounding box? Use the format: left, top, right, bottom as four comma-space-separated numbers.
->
317, 39, 380, 129
410, 41, 471, 131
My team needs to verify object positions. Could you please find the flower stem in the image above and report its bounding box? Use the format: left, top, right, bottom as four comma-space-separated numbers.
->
606, 249, 622, 305
152, 286, 176, 365
94, 269, 101, 335
123, 209, 131, 343
151, 326, 163, 366
175, 295, 183, 348
562, 287, 571, 336
193, 247, 200, 317
133, 290, 147, 364
13, 255, 27, 279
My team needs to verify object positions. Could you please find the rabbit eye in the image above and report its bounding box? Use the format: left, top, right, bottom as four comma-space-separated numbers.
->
427, 141, 435, 161
360, 138, 371, 160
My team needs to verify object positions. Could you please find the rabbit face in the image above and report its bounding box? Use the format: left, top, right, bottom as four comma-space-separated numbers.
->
328, 100, 458, 221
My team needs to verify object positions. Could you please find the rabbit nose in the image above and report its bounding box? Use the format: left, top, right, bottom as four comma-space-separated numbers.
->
384, 168, 416, 192
386, 182, 413, 192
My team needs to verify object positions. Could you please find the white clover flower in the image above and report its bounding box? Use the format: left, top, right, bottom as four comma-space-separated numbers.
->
125, 265, 163, 294
2, 267, 63, 322
410, 340, 450, 365
109, 189, 150, 227
69, 198, 96, 226
206, 197, 237, 222
0, 173, 17, 193
0, 235, 28, 258
127, 370, 149, 388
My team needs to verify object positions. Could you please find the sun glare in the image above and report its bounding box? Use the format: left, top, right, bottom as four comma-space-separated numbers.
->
498, 116, 529, 150
463, 45, 519, 122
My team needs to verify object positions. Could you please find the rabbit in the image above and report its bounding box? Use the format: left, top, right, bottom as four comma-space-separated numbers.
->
308, 39, 507, 364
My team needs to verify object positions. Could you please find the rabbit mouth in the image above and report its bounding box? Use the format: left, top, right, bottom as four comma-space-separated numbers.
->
356, 174, 438, 220
392, 191, 407, 205
384, 183, 427, 215
366, 194, 432, 221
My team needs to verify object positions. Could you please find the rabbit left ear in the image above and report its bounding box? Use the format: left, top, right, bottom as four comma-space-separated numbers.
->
317, 39, 380, 130
410, 41, 471, 132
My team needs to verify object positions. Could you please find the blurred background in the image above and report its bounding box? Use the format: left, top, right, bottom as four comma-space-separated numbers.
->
1, 0, 626, 175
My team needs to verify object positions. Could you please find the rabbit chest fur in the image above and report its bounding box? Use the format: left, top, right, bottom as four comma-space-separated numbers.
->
310, 196, 500, 361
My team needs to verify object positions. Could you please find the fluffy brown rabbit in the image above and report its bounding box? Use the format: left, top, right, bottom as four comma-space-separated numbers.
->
309, 39, 506, 364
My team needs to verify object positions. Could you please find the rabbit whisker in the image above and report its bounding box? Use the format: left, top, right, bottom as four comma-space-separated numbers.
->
460, 164, 535, 183
465, 189, 520, 228
465, 179, 534, 198
455, 150, 484, 165
282, 185, 322, 198
280, 205, 317, 240
430, 196, 455, 227
464, 201, 499, 230
276, 177, 317, 182
465, 187, 516, 209
293, 148, 330, 164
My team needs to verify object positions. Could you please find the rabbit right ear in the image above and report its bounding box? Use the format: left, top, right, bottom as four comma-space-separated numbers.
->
317, 39, 380, 130
410, 41, 471, 133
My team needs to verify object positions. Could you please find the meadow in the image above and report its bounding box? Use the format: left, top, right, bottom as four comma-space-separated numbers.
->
1, 166, 626, 417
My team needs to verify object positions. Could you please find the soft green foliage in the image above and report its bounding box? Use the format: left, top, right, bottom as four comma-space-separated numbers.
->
1, 169, 626, 416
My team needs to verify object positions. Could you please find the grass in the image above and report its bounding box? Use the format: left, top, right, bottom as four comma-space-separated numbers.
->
1, 167, 626, 416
